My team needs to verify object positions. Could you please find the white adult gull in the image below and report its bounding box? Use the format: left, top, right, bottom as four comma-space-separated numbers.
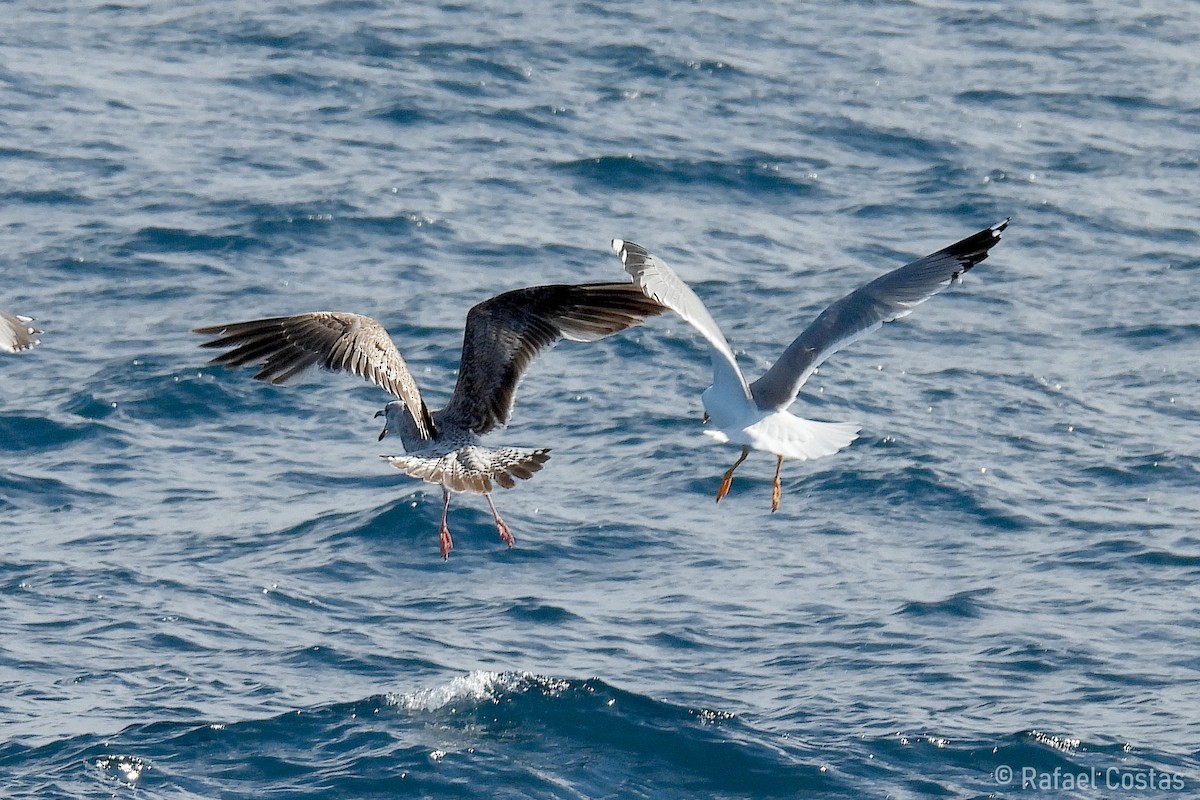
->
0, 310, 40, 353
612, 219, 1009, 511
194, 282, 664, 558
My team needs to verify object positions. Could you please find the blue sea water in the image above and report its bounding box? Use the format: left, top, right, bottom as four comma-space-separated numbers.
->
3, 0, 1199, 797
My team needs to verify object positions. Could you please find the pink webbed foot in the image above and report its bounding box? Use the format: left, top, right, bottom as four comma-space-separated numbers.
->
485, 494, 515, 549
495, 518, 515, 548
438, 488, 454, 560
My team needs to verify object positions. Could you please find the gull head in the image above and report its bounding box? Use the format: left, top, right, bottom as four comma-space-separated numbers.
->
375, 400, 427, 452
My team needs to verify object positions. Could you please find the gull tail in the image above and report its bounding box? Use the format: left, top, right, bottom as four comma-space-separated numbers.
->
708, 411, 860, 462
382, 447, 551, 494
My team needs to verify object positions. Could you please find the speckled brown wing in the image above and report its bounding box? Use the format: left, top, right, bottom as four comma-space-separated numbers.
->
438, 283, 665, 436
193, 312, 434, 439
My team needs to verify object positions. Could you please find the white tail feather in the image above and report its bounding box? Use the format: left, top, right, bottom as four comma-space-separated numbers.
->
707, 410, 859, 461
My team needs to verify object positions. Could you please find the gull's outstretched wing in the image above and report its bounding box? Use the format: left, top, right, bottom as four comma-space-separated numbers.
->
612, 239, 752, 404
194, 312, 434, 439
438, 282, 665, 436
749, 218, 1009, 411
0, 310, 40, 353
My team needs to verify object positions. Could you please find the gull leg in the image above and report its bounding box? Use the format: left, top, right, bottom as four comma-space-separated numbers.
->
439, 488, 454, 560
485, 493, 515, 548
771, 455, 784, 513
715, 446, 751, 504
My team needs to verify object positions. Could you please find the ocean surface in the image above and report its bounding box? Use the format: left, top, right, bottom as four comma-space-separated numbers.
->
3, 1, 1199, 797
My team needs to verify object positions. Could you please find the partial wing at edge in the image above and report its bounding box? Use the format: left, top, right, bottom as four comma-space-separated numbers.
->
0, 310, 40, 353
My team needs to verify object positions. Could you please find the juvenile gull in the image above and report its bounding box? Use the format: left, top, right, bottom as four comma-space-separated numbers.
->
612, 219, 1009, 510
0, 310, 40, 353
195, 282, 664, 558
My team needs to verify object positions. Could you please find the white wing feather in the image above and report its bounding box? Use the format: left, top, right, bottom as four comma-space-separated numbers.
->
612, 239, 751, 403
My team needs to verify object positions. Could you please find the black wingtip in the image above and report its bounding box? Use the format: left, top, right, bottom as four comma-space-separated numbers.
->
940, 217, 1012, 274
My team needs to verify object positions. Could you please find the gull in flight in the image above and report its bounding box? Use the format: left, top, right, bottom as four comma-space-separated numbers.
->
0, 310, 40, 353
612, 219, 1009, 510
195, 283, 663, 558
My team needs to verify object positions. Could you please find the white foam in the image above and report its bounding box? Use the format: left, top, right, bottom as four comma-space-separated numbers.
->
388, 670, 511, 712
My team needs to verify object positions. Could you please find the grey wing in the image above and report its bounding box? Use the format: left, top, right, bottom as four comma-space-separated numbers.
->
750, 218, 1009, 411
194, 312, 434, 438
611, 239, 752, 402
0, 310, 40, 353
438, 282, 666, 435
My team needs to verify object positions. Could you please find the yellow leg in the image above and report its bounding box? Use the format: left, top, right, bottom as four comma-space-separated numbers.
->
771, 455, 784, 513
715, 446, 751, 503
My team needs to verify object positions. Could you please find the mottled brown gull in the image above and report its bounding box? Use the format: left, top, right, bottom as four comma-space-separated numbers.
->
195, 282, 664, 558
612, 219, 1009, 510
